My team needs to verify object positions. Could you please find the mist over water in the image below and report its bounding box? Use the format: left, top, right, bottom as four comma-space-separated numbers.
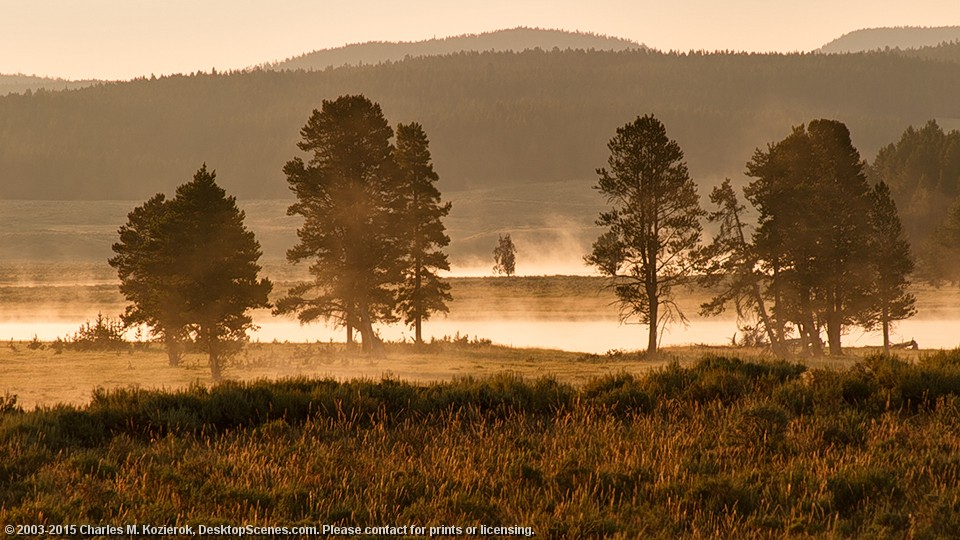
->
3, 312, 958, 353
0, 200, 958, 353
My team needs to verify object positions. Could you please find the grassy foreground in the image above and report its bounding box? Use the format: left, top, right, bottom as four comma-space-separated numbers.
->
4, 352, 960, 538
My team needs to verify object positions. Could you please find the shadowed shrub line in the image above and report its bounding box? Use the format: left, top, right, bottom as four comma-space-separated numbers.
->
6, 352, 960, 453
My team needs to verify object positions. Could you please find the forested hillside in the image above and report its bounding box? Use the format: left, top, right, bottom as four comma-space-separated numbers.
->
0, 74, 101, 97
820, 26, 960, 53
1, 48, 959, 199
894, 41, 960, 64
269, 27, 642, 71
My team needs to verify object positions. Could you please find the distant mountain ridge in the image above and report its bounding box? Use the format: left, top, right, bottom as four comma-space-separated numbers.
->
1, 28, 641, 96
267, 27, 644, 71
820, 26, 960, 53
0, 74, 101, 96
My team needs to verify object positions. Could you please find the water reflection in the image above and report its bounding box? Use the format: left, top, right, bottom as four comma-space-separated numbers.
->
2, 317, 955, 354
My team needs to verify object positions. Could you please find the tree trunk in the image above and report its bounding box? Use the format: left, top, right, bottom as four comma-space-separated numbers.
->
357, 303, 384, 355
827, 289, 843, 356
209, 353, 222, 382
647, 307, 658, 355
882, 305, 890, 355
799, 291, 822, 356
647, 282, 659, 356
164, 334, 181, 367
752, 280, 784, 356
825, 313, 842, 356
731, 204, 784, 356
207, 333, 222, 382
346, 324, 353, 345
415, 252, 423, 345
770, 262, 787, 348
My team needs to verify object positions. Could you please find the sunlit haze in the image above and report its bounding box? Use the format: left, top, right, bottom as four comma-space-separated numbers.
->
1, 0, 959, 79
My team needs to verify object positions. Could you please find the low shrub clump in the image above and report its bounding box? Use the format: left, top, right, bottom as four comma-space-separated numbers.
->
3, 351, 960, 537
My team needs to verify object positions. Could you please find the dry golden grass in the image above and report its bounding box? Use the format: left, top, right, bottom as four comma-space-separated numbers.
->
5, 353, 960, 537
0, 337, 932, 411
0, 341, 640, 409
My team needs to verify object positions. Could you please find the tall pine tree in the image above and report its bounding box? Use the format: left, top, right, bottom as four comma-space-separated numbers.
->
861, 181, 916, 353
586, 114, 705, 355
394, 122, 452, 345
276, 95, 403, 353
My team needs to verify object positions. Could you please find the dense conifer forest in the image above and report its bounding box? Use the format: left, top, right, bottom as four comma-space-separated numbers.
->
2, 48, 959, 199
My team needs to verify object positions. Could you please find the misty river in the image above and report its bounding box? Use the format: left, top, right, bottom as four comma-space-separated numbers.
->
2, 316, 957, 353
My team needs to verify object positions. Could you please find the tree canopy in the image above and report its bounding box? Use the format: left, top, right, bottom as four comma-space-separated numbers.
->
394, 122, 452, 344
110, 165, 272, 379
276, 95, 404, 353
586, 114, 704, 355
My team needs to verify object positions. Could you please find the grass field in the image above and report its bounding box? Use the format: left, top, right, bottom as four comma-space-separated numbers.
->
0, 340, 768, 410
4, 352, 960, 537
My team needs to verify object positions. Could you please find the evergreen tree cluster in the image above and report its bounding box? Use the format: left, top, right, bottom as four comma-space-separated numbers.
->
274, 95, 451, 351
105, 96, 930, 364
586, 115, 918, 357
869, 120, 960, 282
703, 121, 916, 356
109, 165, 272, 379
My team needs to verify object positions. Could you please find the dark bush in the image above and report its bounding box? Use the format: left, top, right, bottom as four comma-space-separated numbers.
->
687, 476, 758, 516
735, 404, 790, 449
69, 313, 129, 352
827, 467, 900, 513
1, 392, 23, 415
582, 373, 653, 415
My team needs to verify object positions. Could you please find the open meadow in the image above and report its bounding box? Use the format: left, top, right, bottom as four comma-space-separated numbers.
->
4, 351, 960, 537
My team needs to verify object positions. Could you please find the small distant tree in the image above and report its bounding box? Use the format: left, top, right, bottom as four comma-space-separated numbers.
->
493, 233, 517, 276
395, 122, 452, 345
111, 165, 272, 381
860, 181, 916, 353
586, 114, 705, 355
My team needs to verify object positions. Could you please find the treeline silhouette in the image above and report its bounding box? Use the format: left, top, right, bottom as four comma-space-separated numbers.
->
0, 73, 101, 96
893, 41, 960, 64
819, 26, 960, 53
1, 48, 960, 199
269, 27, 642, 71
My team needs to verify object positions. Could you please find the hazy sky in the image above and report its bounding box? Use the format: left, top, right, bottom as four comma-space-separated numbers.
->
2, 0, 959, 80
